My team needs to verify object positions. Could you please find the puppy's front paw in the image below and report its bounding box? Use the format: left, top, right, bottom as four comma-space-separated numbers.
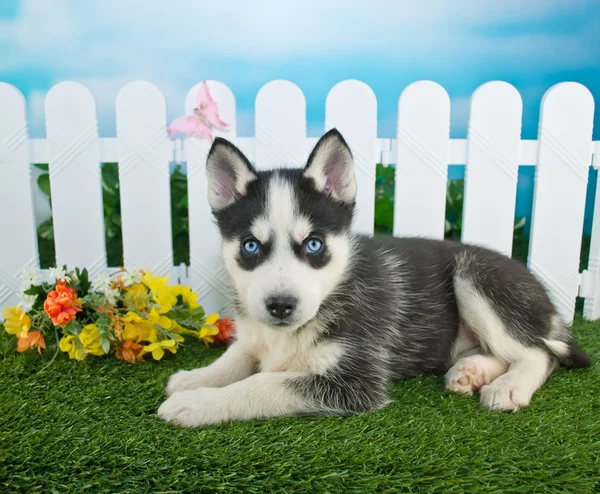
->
158, 389, 228, 427
479, 374, 531, 412
165, 368, 218, 397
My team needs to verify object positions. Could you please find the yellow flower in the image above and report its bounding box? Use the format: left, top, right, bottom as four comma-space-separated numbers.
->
59, 335, 88, 361
155, 289, 177, 314
142, 271, 179, 314
122, 312, 157, 343
123, 283, 150, 311
2, 306, 31, 338
170, 285, 200, 309
147, 308, 173, 329
78, 324, 106, 356
198, 313, 220, 344
122, 311, 143, 323
205, 313, 219, 325
142, 271, 170, 292
140, 339, 177, 360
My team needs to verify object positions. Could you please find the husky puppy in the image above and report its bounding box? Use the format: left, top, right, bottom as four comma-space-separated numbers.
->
158, 129, 590, 427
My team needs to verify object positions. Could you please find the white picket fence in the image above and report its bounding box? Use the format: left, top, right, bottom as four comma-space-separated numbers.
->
1, 79, 599, 325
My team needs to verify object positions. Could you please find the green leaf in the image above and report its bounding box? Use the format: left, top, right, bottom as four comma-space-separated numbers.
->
374, 195, 393, 231
37, 218, 55, 240
37, 173, 51, 197
34, 163, 49, 171
23, 285, 46, 296
63, 320, 81, 336
74, 267, 91, 295
100, 337, 111, 354
189, 306, 206, 320
176, 195, 189, 209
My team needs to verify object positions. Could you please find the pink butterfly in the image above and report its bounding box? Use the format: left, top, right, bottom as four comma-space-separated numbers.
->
169, 81, 228, 141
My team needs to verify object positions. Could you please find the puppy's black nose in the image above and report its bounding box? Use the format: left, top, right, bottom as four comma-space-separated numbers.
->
265, 296, 298, 320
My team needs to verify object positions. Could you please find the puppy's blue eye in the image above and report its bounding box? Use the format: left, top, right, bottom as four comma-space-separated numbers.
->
306, 238, 323, 254
243, 239, 260, 255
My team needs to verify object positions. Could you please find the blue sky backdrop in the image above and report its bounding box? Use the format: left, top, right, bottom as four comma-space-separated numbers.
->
1, 0, 598, 139
1, 0, 599, 232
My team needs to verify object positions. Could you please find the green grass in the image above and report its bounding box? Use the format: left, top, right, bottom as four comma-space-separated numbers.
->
1, 320, 598, 493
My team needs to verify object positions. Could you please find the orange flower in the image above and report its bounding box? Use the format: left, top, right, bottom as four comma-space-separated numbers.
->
214, 317, 236, 344
17, 331, 46, 355
116, 339, 144, 364
44, 280, 82, 327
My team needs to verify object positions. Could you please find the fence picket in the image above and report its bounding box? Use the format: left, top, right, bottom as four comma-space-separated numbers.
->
528, 83, 594, 324
326, 80, 377, 235
0, 79, 598, 325
45, 82, 106, 278
462, 82, 522, 256
584, 171, 600, 319
116, 81, 173, 275
0, 84, 39, 309
186, 81, 236, 315
255, 80, 306, 170
395, 81, 450, 239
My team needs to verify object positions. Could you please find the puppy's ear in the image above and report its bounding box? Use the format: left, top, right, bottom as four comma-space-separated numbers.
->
302, 129, 356, 204
206, 138, 257, 211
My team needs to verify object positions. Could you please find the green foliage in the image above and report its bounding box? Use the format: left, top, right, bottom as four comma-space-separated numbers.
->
37, 174, 51, 197
36, 162, 528, 268
73, 267, 92, 295
101, 162, 122, 255
170, 165, 190, 266
444, 179, 527, 241
1, 318, 598, 492
444, 178, 464, 241
374, 163, 395, 235
35, 163, 124, 266
35, 163, 191, 268
374, 170, 527, 241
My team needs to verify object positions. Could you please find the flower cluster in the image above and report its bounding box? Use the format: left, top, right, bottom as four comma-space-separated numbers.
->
1, 266, 235, 363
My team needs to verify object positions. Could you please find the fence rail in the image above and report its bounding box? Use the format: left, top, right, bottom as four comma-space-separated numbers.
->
0, 79, 598, 325
28, 137, 600, 168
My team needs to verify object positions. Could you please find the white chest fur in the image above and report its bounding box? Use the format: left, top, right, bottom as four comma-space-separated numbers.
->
235, 317, 345, 374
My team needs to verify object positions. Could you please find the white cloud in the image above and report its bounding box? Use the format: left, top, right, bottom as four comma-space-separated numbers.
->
2, 0, 597, 138
2, 0, 598, 70
16, 0, 79, 47
0, 0, 80, 70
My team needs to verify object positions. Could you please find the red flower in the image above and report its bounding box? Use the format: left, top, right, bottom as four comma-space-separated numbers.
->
214, 317, 236, 344
44, 280, 82, 327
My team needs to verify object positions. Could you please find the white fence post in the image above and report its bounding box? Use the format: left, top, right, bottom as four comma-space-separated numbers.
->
0, 79, 598, 323
45, 82, 107, 278
0, 84, 39, 311
255, 80, 306, 170
326, 80, 377, 236
528, 83, 594, 325
584, 171, 600, 320
395, 81, 450, 239
116, 81, 173, 274
186, 81, 236, 315
462, 82, 522, 256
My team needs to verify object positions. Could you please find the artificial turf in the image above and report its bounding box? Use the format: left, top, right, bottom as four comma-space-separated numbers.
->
1, 317, 598, 493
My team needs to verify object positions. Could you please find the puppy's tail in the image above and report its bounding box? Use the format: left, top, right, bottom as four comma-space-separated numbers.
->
543, 338, 591, 369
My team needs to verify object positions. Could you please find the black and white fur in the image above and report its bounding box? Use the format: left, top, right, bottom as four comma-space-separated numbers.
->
158, 129, 591, 427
